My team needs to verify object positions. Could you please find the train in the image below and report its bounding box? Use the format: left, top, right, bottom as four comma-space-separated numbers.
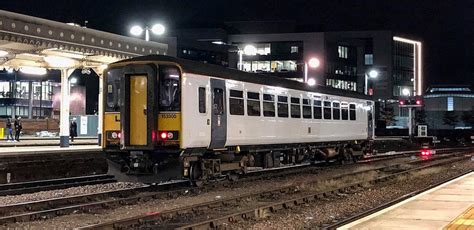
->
102, 55, 375, 185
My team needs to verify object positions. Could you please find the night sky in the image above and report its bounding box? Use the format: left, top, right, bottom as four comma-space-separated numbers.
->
2, 0, 473, 87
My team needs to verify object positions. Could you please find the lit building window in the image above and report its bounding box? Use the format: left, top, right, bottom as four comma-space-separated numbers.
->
447, 97, 454, 111
364, 54, 373, 65
242, 60, 297, 73
291, 46, 298, 53
338, 46, 348, 59
239, 43, 271, 56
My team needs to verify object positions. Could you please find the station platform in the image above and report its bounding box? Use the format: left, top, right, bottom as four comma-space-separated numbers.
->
339, 172, 474, 230
0, 145, 101, 156
0, 137, 98, 147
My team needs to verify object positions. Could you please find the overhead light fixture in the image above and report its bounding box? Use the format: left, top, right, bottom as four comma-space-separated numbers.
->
70, 77, 78, 84
151, 24, 165, 35
20, 66, 47, 75
307, 78, 316, 86
44, 56, 75, 68
243, 45, 257, 56
0, 50, 8, 57
130, 25, 144, 36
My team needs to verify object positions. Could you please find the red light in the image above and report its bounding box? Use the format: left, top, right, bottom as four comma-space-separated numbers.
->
152, 131, 156, 142
160, 132, 168, 140
416, 100, 421, 105
118, 132, 122, 139
399, 100, 405, 105
421, 149, 431, 156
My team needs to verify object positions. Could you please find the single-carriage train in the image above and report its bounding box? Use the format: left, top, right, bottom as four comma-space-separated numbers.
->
102, 55, 374, 184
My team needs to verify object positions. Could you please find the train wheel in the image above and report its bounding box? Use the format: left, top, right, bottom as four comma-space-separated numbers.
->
189, 163, 205, 187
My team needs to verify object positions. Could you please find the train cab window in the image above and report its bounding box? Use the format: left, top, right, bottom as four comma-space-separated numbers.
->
332, 102, 341, 120
291, 97, 301, 118
341, 103, 349, 120
247, 92, 261, 116
302, 99, 312, 119
263, 94, 275, 117
105, 69, 122, 112
229, 90, 244, 115
349, 104, 356, 120
323, 101, 332, 119
213, 88, 224, 115
159, 66, 181, 111
277, 96, 289, 117
198, 87, 206, 113
313, 100, 322, 119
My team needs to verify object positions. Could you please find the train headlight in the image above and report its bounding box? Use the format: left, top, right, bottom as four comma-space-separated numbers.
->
158, 131, 179, 141
111, 132, 118, 139
167, 132, 174, 139
160, 132, 168, 140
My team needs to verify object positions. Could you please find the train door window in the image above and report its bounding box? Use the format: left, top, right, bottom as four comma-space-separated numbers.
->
291, 97, 301, 118
349, 104, 356, 120
323, 101, 332, 119
105, 69, 122, 112
263, 94, 275, 117
198, 87, 206, 113
313, 100, 322, 119
341, 103, 349, 120
159, 66, 181, 111
229, 90, 244, 115
247, 92, 261, 116
302, 98, 312, 119
213, 88, 224, 115
277, 96, 289, 117
332, 102, 341, 120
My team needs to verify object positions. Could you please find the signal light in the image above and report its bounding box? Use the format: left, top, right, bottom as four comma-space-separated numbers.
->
416, 99, 422, 105
399, 100, 405, 105
421, 149, 431, 156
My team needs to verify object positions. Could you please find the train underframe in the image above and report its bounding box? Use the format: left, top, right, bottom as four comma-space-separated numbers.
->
104, 140, 372, 185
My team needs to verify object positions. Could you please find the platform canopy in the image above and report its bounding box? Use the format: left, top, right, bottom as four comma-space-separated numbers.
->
0, 10, 168, 70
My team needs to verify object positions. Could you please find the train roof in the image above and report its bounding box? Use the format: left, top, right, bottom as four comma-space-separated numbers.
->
117, 55, 372, 100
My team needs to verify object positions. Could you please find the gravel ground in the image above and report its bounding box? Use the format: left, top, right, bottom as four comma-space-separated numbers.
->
244, 159, 474, 229
0, 182, 144, 206
1, 154, 458, 229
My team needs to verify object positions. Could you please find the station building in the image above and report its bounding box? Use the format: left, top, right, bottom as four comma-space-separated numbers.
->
423, 85, 474, 130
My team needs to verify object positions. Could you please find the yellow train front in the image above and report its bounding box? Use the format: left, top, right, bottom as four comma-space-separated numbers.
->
102, 58, 183, 183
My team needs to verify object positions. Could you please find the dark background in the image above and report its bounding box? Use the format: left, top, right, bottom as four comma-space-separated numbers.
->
2, 0, 473, 87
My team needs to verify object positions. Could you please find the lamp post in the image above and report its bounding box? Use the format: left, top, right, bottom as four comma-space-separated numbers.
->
130, 24, 165, 41
365, 69, 378, 95
304, 57, 320, 85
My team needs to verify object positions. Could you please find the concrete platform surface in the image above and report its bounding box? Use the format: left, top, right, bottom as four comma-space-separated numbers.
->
0, 145, 101, 156
0, 138, 97, 147
339, 172, 474, 230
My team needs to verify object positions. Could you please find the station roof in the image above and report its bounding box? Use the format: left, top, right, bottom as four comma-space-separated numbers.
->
0, 10, 168, 71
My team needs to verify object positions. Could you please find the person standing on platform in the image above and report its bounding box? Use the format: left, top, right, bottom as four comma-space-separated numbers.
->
5, 118, 14, 142
70, 117, 77, 142
14, 116, 22, 142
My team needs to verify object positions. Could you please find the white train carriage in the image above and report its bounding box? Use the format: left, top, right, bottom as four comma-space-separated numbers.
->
102, 55, 374, 184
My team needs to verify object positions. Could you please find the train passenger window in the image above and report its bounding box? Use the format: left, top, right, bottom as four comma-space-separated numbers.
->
323, 101, 332, 119
291, 97, 301, 118
159, 66, 181, 111
341, 103, 349, 120
198, 87, 206, 113
277, 96, 288, 118
349, 104, 356, 120
332, 102, 340, 120
229, 90, 244, 115
247, 92, 261, 116
213, 88, 224, 115
313, 100, 322, 119
105, 69, 122, 112
302, 99, 312, 119
263, 94, 275, 117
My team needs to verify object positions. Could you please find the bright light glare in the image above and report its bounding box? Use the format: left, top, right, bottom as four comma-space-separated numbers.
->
308, 58, 320, 68
402, 88, 410, 96
368, 70, 379, 78
20, 67, 47, 75
130, 25, 143, 36
307, 78, 316, 86
70, 77, 78, 84
243, 45, 257, 56
151, 24, 165, 35
0, 50, 8, 57
44, 56, 75, 68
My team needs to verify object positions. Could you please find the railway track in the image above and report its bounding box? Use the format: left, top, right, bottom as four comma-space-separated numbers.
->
75, 150, 472, 229
0, 148, 470, 226
0, 174, 116, 196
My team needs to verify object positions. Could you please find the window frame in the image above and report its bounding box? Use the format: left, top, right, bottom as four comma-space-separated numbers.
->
323, 101, 332, 120
246, 91, 261, 116
198, 87, 206, 114
277, 95, 289, 118
263, 93, 276, 117
349, 103, 357, 120
332, 101, 341, 120
290, 97, 301, 118
229, 89, 244, 115
313, 99, 322, 119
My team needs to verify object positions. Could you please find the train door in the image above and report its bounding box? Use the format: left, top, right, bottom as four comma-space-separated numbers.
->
121, 65, 157, 149
367, 101, 374, 139
209, 79, 227, 149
